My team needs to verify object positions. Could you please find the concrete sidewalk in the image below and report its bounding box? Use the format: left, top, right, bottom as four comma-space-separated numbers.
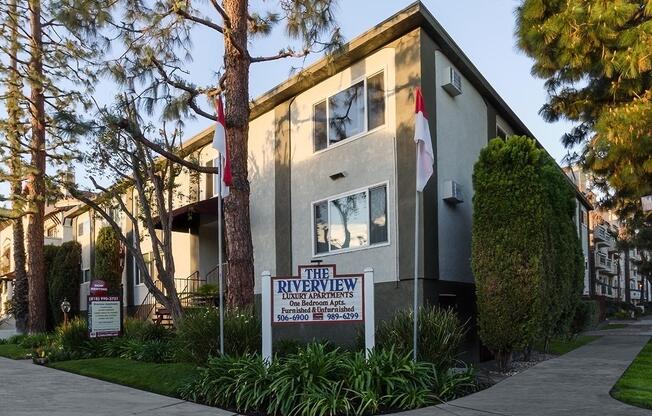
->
396, 335, 651, 416
0, 358, 231, 416
1, 330, 650, 415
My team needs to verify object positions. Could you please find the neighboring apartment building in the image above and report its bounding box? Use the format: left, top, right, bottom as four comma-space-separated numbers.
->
0, 197, 79, 317
0, 4, 593, 345
566, 167, 652, 305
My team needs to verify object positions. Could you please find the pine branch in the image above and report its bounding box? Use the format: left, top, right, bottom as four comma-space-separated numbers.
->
171, 8, 224, 34
112, 116, 218, 175
250, 48, 309, 63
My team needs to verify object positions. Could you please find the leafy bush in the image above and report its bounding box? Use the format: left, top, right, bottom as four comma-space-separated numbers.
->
181, 344, 477, 416
174, 308, 219, 363
570, 300, 599, 333
123, 318, 173, 341
174, 306, 260, 363
108, 339, 173, 363
6, 334, 27, 345
194, 283, 219, 297
223, 305, 260, 356
44, 245, 61, 330
48, 241, 81, 327
374, 305, 466, 370
94, 227, 122, 291
18, 333, 50, 350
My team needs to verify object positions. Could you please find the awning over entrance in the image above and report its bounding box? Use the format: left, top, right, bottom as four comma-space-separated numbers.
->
153, 197, 220, 232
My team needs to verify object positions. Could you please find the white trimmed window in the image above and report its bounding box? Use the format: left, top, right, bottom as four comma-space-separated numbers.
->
77, 221, 87, 237
81, 268, 91, 283
135, 252, 155, 286
313, 183, 388, 255
313, 71, 386, 152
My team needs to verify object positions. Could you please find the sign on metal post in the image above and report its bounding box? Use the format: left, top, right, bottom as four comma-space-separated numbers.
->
262, 264, 375, 362
88, 295, 122, 338
87, 280, 122, 338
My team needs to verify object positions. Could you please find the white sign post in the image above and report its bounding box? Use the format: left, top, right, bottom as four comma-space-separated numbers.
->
261, 265, 375, 361
262, 271, 272, 362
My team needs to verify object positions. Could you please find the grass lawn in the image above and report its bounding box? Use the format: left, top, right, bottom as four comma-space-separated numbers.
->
537, 335, 600, 356
49, 358, 199, 398
0, 344, 32, 359
601, 323, 630, 330
612, 340, 652, 410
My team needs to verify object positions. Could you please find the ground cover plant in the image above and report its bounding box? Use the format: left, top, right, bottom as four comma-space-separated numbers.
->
612, 339, 652, 409
22, 304, 477, 415
180, 344, 477, 416
373, 305, 466, 371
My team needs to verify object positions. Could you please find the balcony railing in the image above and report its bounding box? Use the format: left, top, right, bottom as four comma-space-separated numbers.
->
594, 225, 615, 246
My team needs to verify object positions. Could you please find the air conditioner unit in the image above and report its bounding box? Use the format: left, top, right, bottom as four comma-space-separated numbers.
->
442, 180, 463, 204
442, 66, 462, 97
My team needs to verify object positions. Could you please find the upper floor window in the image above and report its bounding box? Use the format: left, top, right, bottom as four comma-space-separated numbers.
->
81, 268, 91, 283
313, 71, 386, 152
135, 252, 156, 285
496, 124, 508, 139
46, 225, 57, 238
77, 221, 87, 237
313, 183, 388, 256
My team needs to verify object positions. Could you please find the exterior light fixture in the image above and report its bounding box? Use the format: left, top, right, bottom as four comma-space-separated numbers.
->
60, 298, 71, 325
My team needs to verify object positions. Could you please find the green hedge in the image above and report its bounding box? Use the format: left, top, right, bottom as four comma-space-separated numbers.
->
94, 226, 122, 291
472, 136, 584, 368
48, 242, 81, 328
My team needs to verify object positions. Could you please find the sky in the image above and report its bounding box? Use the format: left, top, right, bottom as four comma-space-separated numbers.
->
177, 0, 576, 162
1, 0, 578, 202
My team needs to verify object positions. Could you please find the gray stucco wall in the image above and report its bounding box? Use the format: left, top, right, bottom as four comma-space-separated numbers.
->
432, 49, 488, 284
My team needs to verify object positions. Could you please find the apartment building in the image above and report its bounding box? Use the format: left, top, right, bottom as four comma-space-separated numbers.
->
566, 167, 652, 305
0, 197, 79, 317
0, 3, 593, 344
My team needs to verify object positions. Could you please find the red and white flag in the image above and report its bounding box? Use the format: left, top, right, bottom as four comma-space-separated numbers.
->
414, 88, 434, 192
212, 96, 233, 197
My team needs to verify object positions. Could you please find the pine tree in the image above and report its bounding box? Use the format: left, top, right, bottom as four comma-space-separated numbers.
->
75, 0, 341, 308
0, 0, 29, 333
0, 0, 107, 331
516, 0, 652, 232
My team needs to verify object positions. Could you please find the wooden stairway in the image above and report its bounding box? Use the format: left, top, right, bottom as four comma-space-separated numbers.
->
134, 270, 209, 327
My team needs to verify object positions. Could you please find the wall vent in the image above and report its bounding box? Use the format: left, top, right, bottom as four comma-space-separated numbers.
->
442, 180, 464, 204
442, 66, 462, 97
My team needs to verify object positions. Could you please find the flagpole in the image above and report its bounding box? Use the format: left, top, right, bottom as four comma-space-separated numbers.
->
218, 156, 225, 356
413, 176, 420, 363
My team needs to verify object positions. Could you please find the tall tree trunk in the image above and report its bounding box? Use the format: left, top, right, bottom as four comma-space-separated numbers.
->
27, 0, 48, 333
6, 0, 29, 333
12, 219, 28, 332
222, 0, 254, 308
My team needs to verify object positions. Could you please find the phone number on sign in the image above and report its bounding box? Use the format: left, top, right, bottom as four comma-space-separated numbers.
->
275, 312, 360, 322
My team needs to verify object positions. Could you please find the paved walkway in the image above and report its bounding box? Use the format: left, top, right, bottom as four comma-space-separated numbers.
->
0, 358, 232, 416
1, 323, 650, 416
397, 333, 652, 416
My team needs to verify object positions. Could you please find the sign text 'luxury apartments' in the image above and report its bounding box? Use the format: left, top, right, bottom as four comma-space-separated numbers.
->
272, 265, 364, 324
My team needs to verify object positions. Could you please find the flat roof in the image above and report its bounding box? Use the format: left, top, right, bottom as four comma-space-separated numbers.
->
181, 1, 591, 209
